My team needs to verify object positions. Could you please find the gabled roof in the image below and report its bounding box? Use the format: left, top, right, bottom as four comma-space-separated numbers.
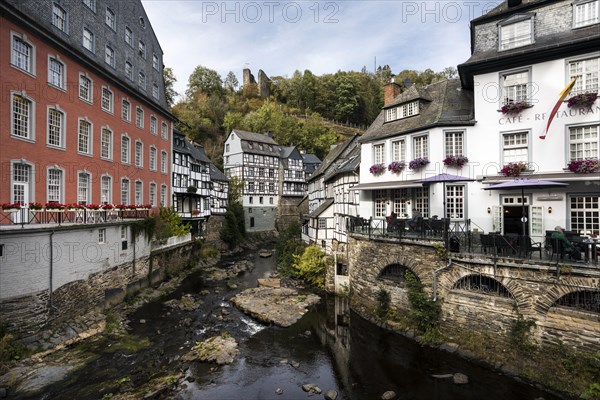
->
190, 144, 212, 164
209, 163, 228, 182
471, 0, 548, 23
231, 129, 278, 145
309, 135, 361, 182
302, 153, 321, 164
361, 79, 475, 143
384, 85, 433, 108
309, 198, 334, 218
324, 146, 361, 183
280, 146, 302, 160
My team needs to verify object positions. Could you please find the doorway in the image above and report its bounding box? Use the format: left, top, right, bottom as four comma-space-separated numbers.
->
503, 206, 529, 235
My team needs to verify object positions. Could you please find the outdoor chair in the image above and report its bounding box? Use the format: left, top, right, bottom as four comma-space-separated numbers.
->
479, 234, 494, 254
548, 237, 569, 261
519, 236, 543, 259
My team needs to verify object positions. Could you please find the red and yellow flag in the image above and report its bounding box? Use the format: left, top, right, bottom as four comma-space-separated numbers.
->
539, 77, 578, 140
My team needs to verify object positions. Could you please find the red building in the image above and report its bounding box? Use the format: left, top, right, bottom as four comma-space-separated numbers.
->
0, 0, 173, 214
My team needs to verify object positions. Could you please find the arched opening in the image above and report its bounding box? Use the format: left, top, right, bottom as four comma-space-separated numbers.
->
552, 290, 600, 314
378, 263, 413, 284
452, 274, 513, 298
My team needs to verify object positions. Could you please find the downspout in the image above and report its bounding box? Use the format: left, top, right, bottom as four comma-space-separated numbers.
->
49, 230, 56, 309
432, 257, 452, 302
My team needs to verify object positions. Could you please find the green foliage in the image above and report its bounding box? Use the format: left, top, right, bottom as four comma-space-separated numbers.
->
199, 244, 219, 259
186, 65, 225, 98
376, 289, 391, 318
509, 308, 536, 353
291, 245, 329, 288
153, 207, 191, 239
220, 203, 245, 248
104, 310, 122, 335
163, 67, 178, 107
276, 221, 304, 277
405, 270, 441, 343
582, 383, 600, 400
0, 322, 29, 367
432, 242, 448, 261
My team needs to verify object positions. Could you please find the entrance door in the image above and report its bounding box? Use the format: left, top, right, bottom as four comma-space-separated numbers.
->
12, 164, 30, 223
503, 206, 529, 235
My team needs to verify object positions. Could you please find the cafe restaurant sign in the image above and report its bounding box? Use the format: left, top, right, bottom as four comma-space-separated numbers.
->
498, 105, 600, 125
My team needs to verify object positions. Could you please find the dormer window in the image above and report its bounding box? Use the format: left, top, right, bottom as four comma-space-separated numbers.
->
248, 141, 253, 149
385, 100, 419, 122
498, 14, 534, 51
574, 0, 599, 28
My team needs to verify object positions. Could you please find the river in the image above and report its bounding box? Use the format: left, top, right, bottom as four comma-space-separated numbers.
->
22, 250, 564, 400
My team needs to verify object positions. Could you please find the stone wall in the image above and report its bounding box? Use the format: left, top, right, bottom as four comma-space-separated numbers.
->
276, 196, 305, 232
205, 215, 226, 244
245, 206, 277, 232
347, 236, 600, 352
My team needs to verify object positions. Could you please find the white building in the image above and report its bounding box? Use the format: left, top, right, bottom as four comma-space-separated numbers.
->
209, 163, 229, 215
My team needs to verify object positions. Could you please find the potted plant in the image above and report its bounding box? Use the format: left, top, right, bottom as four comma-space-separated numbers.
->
187, 185, 198, 193
369, 163, 386, 176
101, 204, 114, 210
443, 155, 469, 168
501, 161, 528, 177
45, 202, 65, 211
409, 157, 430, 170
387, 161, 406, 174
1, 202, 21, 212
86, 204, 100, 210
115, 204, 128, 210
28, 202, 43, 211
500, 100, 532, 115
66, 203, 84, 210
127, 205, 138, 210
567, 158, 600, 174
567, 92, 598, 109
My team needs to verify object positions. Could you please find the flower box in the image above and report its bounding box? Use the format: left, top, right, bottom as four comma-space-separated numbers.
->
409, 157, 430, 170
101, 204, 115, 210
501, 162, 528, 177
85, 204, 101, 210
2, 202, 22, 212
369, 163, 386, 176
388, 161, 406, 174
567, 158, 599, 174
443, 155, 469, 168
500, 101, 532, 115
28, 202, 43, 211
567, 92, 597, 109
45, 202, 65, 211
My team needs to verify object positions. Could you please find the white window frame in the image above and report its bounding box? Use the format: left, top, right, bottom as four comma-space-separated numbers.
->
52, 3, 68, 32
502, 130, 530, 164
149, 182, 157, 207
100, 126, 113, 160
385, 107, 397, 122
48, 55, 65, 89
444, 130, 465, 157
121, 178, 130, 204
11, 92, 36, 141
98, 228, 106, 244
500, 68, 531, 105
152, 54, 159, 70
573, 0, 599, 28
136, 106, 144, 128
373, 143, 385, 165
568, 123, 599, 161
125, 61, 134, 81
104, 45, 115, 68
446, 184, 465, 220
135, 140, 143, 168
150, 116, 157, 135
83, 0, 96, 12
77, 171, 91, 205
11, 161, 34, 206
125, 26, 134, 47
101, 87, 113, 113
161, 151, 167, 173
47, 106, 65, 148
567, 54, 599, 96
79, 73, 93, 103
149, 146, 157, 171
374, 190, 386, 218
138, 40, 146, 58
47, 166, 64, 203
105, 7, 116, 30
499, 15, 534, 51
161, 121, 168, 140
121, 135, 131, 164
135, 180, 143, 205
138, 71, 146, 90
413, 134, 429, 159
100, 174, 112, 204
82, 27, 94, 52
78, 118, 93, 155
10, 32, 35, 75
569, 195, 600, 234
122, 98, 131, 122
152, 84, 159, 100
391, 139, 405, 162
160, 184, 167, 206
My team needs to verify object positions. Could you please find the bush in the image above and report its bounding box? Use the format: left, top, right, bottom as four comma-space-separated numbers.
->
405, 270, 441, 342
220, 203, 245, 248
291, 245, 329, 288
376, 289, 391, 317
509, 309, 536, 353
276, 221, 304, 277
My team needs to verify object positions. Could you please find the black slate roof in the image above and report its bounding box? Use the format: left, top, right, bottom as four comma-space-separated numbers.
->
324, 146, 361, 183
232, 129, 278, 145
209, 163, 228, 182
309, 135, 361, 182
361, 79, 475, 143
309, 198, 334, 218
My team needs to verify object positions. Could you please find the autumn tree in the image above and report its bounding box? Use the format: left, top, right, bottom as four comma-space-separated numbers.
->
163, 67, 178, 107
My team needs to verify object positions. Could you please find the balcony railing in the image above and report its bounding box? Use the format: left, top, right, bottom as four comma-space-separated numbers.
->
0, 208, 150, 228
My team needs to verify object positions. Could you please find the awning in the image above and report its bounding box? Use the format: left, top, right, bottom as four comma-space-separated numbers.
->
352, 180, 422, 190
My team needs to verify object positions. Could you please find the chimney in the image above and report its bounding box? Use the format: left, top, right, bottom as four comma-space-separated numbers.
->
383, 82, 403, 106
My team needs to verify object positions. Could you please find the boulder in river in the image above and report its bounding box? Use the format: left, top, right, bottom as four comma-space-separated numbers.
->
302, 383, 322, 394
258, 249, 273, 258
181, 335, 239, 365
381, 390, 397, 400
453, 373, 469, 385
231, 287, 320, 327
324, 389, 338, 400
257, 278, 281, 288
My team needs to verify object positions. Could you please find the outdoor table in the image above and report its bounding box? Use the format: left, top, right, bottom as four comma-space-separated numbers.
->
571, 236, 599, 263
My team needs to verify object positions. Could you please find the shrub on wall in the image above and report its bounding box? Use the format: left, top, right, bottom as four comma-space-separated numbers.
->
292, 245, 330, 288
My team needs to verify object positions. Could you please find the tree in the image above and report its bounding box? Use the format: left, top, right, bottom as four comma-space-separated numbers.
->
441, 66, 458, 79
224, 71, 239, 92
334, 73, 360, 122
292, 245, 330, 288
163, 67, 178, 107
186, 65, 224, 98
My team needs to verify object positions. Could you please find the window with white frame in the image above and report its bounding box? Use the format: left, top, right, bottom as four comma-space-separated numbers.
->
570, 195, 599, 235
392, 188, 409, 216
104, 45, 115, 68
135, 141, 143, 167
446, 185, 465, 220
373, 143, 385, 164
125, 61, 133, 81
414, 187, 429, 218
12, 163, 31, 205
12, 94, 34, 140
125, 26, 133, 47
122, 99, 131, 121
318, 218, 327, 229
445, 131, 464, 157
121, 178, 130, 204
47, 107, 64, 147
121, 225, 128, 250
78, 172, 91, 204
48, 57, 65, 89
138, 40, 146, 58
135, 180, 143, 204
47, 168, 63, 203
149, 183, 157, 206
391, 139, 405, 162
100, 127, 112, 160
136, 107, 144, 128
82, 28, 94, 52
150, 116, 157, 134
502, 131, 529, 163
149, 146, 157, 170
11, 34, 34, 74
101, 175, 111, 204
152, 84, 159, 100
78, 119, 92, 154
413, 135, 429, 159
248, 182, 255, 192
152, 54, 159, 70
52, 4, 67, 32
79, 74, 92, 102
568, 56, 599, 95
101, 87, 113, 113
385, 107, 396, 122
499, 16, 533, 50
161, 151, 167, 173
501, 70, 530, 105
138, 71, 146, 90
161, 122, 168, 139
160, 185, 167, 206
105, 7, 116, 30
569, 124, 599, 160
98, 228, 106, 244
83, 0, 96, 12
574, 0, 599, 28
374, 190, 386, 218
121, 136, 130, 163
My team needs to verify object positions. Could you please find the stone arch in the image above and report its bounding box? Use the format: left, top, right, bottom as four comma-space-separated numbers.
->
451, 274, 514, 299
550, 290, 600, 314
535, 276, 598, 314
375, 254, 424, 285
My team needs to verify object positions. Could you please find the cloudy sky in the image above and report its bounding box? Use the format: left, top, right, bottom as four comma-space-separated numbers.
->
142, 0, 503, 99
